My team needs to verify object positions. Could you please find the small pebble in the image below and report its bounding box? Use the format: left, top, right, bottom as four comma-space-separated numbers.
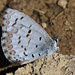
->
42, 23, 47, 28
58, 0, 68, 9
6, 73, 13, 75
65, 21, 70, 26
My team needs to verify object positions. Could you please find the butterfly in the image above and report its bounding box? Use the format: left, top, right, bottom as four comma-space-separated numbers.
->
1, 8, 59, 65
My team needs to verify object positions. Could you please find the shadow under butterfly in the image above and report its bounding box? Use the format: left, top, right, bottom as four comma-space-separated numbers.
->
0, 26, 11, 68
0, 26, 21, 74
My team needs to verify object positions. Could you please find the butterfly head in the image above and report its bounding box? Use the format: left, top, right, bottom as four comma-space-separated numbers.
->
47, 37, 59, 56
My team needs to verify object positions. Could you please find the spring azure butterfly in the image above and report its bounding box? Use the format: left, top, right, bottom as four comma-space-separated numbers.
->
1, 8, 59, 65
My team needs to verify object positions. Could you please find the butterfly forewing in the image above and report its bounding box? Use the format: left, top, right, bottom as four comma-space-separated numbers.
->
1, 8, 59, 65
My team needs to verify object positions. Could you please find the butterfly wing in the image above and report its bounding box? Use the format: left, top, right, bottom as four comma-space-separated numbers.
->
1, 8, 58, 65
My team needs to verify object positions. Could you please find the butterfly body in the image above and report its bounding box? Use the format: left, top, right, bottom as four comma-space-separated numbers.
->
1, 8, 59, 65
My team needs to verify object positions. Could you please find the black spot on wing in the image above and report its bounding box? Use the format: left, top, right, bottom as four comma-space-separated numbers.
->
20, 16, 24, 20
28, 30, 31, 33
4, 50, 8, 53
21, 45, 23, 48
39, 37, 42, 41
38, 53, 41, 56
32, 54, 34, 58
36, 45, 38, 48
3, 17, 6, 20
26, 34, 29, 37
9, 50, 16, 55
24, 48, 26, 51
23, 52, 28, 56
8, 56, 11, 60
1, 37, 6, 40
18, 36, 21, 39
12, 18, 18, 26
18, 40, 21, 44
2, 43, 5, 46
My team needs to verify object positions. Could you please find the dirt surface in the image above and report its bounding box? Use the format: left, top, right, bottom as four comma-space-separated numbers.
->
0, 0, 75, 75
6, 53, 75, 75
